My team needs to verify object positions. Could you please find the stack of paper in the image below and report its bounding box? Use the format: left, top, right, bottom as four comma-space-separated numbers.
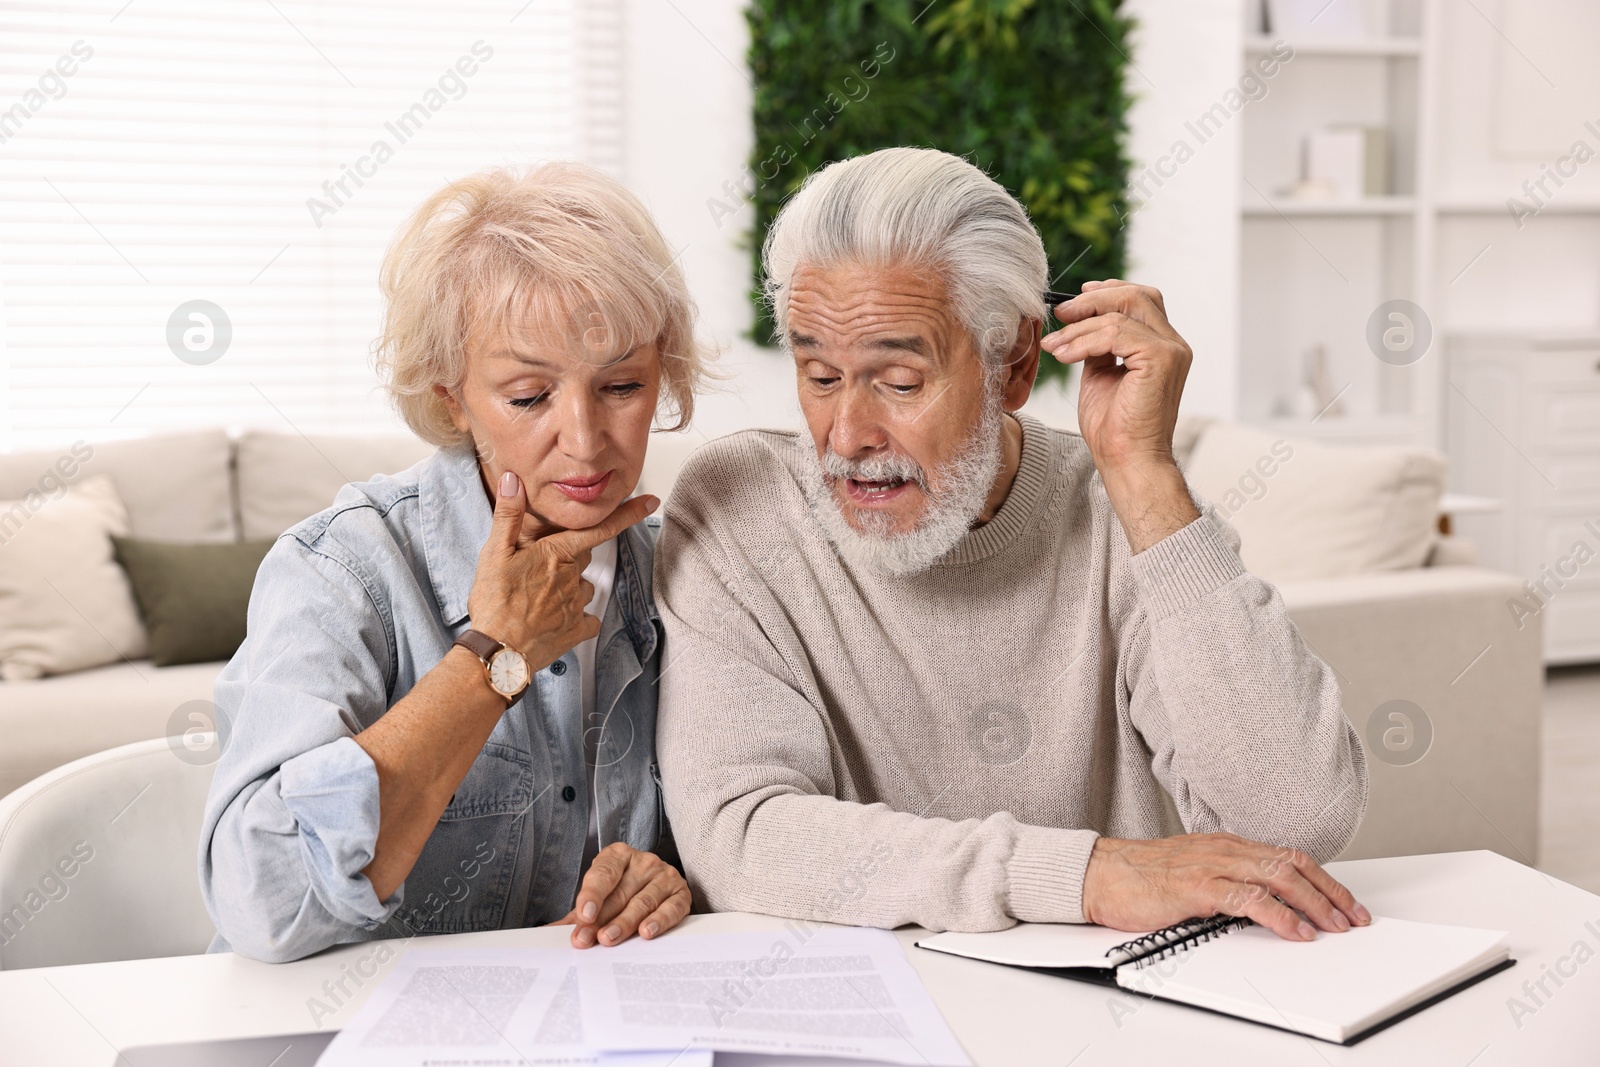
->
315, 928, 971, 1067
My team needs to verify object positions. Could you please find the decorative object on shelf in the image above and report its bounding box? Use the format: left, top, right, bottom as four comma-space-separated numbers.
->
1276, 343, 1345, 420
1307, 343, 1346, 417
1278, 176, 1338, 202
1302, 126, 1390, 200
1263, 0, 1368, 39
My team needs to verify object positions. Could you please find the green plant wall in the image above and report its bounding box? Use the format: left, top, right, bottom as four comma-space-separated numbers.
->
744, 0, 1133, 386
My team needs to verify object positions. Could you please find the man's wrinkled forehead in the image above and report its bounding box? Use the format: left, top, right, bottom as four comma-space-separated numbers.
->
783, 262, 959, 365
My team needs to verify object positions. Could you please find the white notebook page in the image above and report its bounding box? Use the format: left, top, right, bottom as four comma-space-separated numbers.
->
1116, 916, 1510, 1042
916, 922, 1146, 970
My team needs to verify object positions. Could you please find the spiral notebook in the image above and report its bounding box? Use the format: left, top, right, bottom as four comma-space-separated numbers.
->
915, 915, 1512, 1045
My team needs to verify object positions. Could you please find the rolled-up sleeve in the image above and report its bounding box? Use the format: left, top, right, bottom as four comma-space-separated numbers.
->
199, 536, 400, 963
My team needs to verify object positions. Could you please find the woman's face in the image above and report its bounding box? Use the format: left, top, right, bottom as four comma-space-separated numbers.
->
440, 307, 661, 532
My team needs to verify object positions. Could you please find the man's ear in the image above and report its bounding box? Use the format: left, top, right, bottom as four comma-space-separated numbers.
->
1000, 318, 1041, 413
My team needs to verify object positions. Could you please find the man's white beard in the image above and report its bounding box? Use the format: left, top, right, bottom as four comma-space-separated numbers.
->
801, 388, 1005, 576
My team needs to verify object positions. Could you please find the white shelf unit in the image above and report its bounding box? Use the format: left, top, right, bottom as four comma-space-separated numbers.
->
1242, 196, 1416, 216
1235, 0, 1440, 446
1253, 412, 1422, 445
1244, 34, 1421, 57
1437, 200, 1600, 215
1234, 0, 1600, 661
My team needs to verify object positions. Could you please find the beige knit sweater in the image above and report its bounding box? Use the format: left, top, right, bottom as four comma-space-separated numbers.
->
653, 415, 1366, 931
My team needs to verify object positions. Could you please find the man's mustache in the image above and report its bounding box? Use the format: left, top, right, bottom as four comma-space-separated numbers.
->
817, 448, 928, 490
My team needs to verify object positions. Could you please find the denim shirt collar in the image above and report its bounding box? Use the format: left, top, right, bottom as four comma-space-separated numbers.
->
611, 517, 661, 661
419, 443, 658, 661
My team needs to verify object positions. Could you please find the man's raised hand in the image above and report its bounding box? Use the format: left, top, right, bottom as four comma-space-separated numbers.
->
1040, 281, 1199, 553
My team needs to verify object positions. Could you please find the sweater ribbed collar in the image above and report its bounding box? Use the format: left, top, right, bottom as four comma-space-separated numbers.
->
934, 412, 1055, 568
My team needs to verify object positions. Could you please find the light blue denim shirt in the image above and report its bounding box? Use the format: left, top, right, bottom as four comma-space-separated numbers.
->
198, 443, 667, 963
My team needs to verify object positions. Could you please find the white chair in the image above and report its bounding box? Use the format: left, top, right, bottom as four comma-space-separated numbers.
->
0, 734, 218, 969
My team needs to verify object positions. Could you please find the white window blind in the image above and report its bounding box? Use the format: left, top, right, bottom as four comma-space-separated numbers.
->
0, 0, 624, 451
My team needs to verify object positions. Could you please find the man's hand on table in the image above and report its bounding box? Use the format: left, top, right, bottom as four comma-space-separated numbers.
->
550, 843, 692, 949
1082, 833, 1373, 942
1040, 280, 1199, 554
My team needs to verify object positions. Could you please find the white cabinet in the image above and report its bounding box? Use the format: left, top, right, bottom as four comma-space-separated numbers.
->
1448, 334, 1600, 664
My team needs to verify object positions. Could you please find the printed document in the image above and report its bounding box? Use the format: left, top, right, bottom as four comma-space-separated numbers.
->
315, 946, 712, 1067
576, 927, 971, 1065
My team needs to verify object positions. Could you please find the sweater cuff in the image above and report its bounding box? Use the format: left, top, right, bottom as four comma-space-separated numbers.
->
1129, 509, 1246, 621
1006, 826, 1100, 924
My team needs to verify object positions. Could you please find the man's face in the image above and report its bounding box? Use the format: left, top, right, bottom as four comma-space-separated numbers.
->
787, 261, 996, 538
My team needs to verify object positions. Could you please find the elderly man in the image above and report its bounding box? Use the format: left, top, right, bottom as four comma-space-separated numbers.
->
654, 147, 1369, 942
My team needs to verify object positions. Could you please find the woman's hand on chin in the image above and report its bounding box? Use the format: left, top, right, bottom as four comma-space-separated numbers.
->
550, 843, 692, 948
468, 470, 658, 671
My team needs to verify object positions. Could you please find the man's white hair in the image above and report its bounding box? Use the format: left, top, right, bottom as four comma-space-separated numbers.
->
762, 146, 1049, 368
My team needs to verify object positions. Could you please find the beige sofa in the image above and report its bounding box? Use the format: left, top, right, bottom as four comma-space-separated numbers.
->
0, 430, 432, 798
1167, 416, 1541, 863
0, 422, 1542, 865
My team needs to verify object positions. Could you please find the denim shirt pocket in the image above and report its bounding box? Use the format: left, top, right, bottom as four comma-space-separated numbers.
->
393, 741, 531, 935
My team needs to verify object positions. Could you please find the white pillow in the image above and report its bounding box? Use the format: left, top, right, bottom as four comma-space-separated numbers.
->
0, 475, 149, 680
1182, 422, 1447, 582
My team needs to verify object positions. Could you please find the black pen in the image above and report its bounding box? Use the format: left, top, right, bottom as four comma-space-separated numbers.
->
1042, 290, 1074, 322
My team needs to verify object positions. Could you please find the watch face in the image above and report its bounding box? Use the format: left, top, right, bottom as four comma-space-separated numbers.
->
487, 648, 530, 698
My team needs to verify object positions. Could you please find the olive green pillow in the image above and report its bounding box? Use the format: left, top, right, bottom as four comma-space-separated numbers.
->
111, 536, 276, 667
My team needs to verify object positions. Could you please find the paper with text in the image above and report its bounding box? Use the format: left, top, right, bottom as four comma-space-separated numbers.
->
314, 947, 711, 1067
576, 927, 971, 1065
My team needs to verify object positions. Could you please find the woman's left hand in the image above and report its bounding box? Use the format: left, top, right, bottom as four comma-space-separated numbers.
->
552, 843, 692, 948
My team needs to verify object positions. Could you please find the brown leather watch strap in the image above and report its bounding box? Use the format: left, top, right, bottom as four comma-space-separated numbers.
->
453, 628, 504, 664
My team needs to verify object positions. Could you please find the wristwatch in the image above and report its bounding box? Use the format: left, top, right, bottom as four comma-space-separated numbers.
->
453, 628, 530, 705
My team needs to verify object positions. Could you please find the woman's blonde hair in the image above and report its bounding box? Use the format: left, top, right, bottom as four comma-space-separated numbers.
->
376, 162, 709, 446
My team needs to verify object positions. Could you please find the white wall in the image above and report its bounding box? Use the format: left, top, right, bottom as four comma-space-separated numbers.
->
620, 0, 798, 445
620, 0, 1245, 439
1432, 0, 1600, 334
1121, 0, 1244, 421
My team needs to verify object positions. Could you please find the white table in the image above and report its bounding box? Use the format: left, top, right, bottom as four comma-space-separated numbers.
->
1, 851, 1597, 1066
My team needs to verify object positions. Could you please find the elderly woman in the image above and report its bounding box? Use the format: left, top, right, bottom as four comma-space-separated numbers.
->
200, 163, 707, 963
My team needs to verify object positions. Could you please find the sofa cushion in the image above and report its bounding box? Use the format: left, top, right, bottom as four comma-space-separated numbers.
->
638, 429, 713, 502
235, 430, 434, 539
1182, 421, 1447, 581
0, 430, 234, 543
1171, 414, 1214, 467
0, 476, 149, 680
0, 660, 224, 801
112, 536, 276, 667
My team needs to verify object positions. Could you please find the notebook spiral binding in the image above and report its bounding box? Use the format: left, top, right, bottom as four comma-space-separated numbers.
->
1107, 915, 1254, 970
